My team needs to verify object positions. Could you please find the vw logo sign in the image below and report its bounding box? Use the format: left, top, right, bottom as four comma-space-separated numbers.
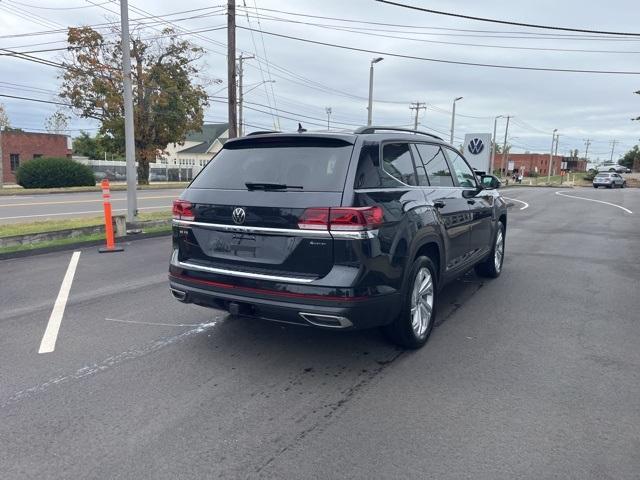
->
468, 138, 485, 155
232, 207, 246, 225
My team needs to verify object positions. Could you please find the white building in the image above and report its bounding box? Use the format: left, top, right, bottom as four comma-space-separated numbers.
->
157, 123, 229, 178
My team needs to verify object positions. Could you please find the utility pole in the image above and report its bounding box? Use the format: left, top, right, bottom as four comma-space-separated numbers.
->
609, 139, 618, 162
227, 0, 237, 138
367, 57, 383, 126
450, 96, 463, 144
119, 0, 137, 221
236, 53, 254, 137
547, 129, 557, 183
409, 102, 427, 131
583, 138, 591, 164
501, 115, 511, 177
325, 107, 332, 131
491, 115, 503, 174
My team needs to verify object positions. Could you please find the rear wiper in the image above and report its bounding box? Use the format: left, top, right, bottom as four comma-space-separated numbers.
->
245, 182, 303, 191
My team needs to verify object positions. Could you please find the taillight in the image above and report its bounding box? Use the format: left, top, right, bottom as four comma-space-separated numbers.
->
298, 206, 383, 231
173, 199, 195, 221
298, 207, 330, 230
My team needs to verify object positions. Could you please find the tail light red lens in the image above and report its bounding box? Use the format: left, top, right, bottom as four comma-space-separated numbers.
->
298, 206, 383, 231
173, 199, 195, 221
297, 207, 330, 230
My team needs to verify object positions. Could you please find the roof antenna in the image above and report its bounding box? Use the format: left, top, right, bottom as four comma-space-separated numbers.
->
297, 122, 307, 133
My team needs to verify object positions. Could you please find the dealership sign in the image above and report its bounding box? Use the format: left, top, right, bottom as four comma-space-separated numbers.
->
462, 133, 492, 173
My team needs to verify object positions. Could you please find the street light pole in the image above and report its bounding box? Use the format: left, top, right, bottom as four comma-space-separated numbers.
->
450, 96, 463, 144
325, 107, 332, 131
236, 53, 255, 137
491, 115, 503, 174
548, 129, 557, 183
367, 57, 383, 126
119, 0, 137, 221
501, 115, 511, 178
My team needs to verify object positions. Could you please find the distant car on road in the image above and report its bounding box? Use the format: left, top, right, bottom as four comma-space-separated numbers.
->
597, 164, 627, 173
593, 172, 626, 188
169, 126, 508, 349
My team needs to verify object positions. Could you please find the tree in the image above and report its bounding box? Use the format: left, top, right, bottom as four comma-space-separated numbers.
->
620, 145, 639, 169
60, 26, 209, 184
0, 102, 9, 128
73, 130, 124, 160
45, 110, 70, 134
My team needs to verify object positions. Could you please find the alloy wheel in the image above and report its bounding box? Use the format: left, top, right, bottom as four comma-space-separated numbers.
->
410, 267, 434, 338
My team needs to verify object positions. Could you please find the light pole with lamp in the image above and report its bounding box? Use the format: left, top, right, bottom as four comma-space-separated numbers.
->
367, 57, 384, 126
449, 96, 463, 144
548, 128, 558, 183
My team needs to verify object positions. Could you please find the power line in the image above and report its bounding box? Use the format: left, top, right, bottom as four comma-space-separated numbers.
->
376, 0, 640, 37
237, 26, 640, 75
236, 5, 640, 41
6, 0, 111, 10
237, 11, 640, 54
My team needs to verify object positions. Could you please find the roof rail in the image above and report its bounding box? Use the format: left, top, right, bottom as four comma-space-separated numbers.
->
245, 130, 281, 136
353, 126, 443, 141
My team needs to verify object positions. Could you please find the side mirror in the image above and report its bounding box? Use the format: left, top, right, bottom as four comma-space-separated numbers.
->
480, 175, 501, 189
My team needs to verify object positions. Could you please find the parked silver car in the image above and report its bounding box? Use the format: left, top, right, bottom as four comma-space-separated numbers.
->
597, 164, 627, 173
593, 172, 626, 188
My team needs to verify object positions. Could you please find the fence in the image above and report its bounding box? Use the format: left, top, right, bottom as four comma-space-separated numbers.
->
72, 158, 201, 182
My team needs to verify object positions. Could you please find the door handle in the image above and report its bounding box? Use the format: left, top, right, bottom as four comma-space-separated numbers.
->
467, 199, 476, 205
433, 200, 446, 209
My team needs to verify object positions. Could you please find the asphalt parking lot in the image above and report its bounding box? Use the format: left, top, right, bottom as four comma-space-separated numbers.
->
1, 187, 639, 479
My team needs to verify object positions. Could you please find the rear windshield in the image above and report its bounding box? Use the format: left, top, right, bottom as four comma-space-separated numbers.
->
190, 137, 354, 192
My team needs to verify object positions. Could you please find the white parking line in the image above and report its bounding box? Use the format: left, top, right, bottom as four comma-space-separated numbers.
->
38, 251, 81, 354
554, 191, 633, 214
503, 197, 529, 210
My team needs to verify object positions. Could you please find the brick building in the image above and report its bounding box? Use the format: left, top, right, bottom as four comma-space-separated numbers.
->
505, 153, 587, 176
0, 129, 72, 184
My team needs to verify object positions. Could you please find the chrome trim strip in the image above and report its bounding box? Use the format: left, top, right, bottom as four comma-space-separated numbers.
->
173, 219, 378, 239
173, 219, 331, 238
171, 251, 316, 284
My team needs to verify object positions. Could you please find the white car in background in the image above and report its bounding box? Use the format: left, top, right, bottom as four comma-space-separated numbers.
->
597, 163, 627, 173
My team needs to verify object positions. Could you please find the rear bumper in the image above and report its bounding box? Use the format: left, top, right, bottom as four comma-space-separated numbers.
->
168, 273, 401, 330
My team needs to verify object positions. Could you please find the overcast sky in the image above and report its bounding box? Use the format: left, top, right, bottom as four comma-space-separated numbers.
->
1, 0, 639, 160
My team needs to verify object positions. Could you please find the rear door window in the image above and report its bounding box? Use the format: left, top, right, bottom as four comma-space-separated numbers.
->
414, 143, 454, 187
190, 137, 354, 192
382, 143, 419, 186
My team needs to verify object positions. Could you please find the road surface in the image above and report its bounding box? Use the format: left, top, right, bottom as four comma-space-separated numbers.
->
1, 187, 638, 479
0, 188, 183, 223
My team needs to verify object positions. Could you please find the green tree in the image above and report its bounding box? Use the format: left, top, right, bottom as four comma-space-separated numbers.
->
620, 145, 639, 169
72, 131, 124, 160
60, 26, 209, 184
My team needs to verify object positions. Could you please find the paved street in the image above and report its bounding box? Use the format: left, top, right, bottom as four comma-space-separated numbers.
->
0, 188, 183, 223
0, 187, 638, 479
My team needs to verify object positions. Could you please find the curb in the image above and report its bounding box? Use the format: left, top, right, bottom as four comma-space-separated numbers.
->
0, 230, 172, 261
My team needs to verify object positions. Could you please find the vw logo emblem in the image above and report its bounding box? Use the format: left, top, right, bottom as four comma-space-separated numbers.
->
468, 138, 484, 155
232, 207, 246, 225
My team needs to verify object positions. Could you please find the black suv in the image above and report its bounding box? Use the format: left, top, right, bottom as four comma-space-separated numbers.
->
169, 126, 507, 348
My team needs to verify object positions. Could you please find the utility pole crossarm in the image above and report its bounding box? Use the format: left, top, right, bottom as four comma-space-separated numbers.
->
409, 102, 427, 131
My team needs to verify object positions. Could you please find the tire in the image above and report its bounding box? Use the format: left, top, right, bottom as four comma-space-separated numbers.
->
622, 182, 626, 188
593, 185, 598, 188
475, 221, 505, 279
384, 256, 437, 349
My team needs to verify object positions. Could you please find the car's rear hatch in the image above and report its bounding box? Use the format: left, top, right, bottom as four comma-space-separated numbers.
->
173, 135, 356, 281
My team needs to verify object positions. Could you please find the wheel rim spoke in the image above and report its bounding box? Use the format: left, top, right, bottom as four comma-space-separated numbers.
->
411, 267, 434, 338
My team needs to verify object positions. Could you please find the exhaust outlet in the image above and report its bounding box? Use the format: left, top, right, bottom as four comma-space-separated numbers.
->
299, 313, 353, 329
170, 288, 188, 302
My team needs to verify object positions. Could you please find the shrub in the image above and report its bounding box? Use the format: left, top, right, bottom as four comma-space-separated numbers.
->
583, 168, 598, 181
16, 157, 96, 189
